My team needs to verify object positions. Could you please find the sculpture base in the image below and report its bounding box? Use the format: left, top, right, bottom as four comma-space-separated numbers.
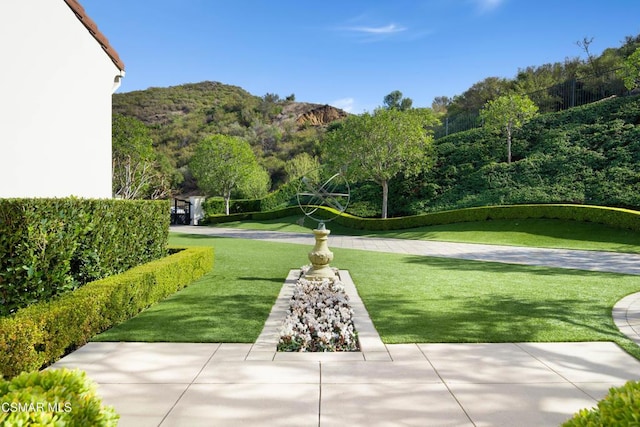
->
304, 265, 337, 280
304, 225, 337, 280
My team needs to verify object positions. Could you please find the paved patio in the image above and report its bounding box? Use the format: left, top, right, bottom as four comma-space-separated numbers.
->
50, 340, 640, 426
47, 226, 640, 426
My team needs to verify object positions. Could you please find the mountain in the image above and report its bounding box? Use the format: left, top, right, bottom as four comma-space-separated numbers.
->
112, 81, 349, 193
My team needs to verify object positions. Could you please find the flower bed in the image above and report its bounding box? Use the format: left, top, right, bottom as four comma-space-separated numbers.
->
277, 268, 359, 352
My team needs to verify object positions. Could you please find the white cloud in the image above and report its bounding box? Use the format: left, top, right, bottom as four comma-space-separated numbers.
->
346, 23, 407, 35
331, 98, 355, 113
474, 0, 505, 13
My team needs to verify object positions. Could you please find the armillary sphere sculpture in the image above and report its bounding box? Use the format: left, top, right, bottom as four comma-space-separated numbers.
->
296, 169, 350, 279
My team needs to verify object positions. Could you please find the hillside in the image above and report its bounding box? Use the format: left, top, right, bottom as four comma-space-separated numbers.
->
113, 81, 348, 192
371, 95, 640, 217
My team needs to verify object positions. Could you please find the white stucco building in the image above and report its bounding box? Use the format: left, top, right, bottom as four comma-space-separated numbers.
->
0, 0, 125, 198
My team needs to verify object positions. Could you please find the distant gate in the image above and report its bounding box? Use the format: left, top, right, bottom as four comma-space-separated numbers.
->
170, 198, 191, 225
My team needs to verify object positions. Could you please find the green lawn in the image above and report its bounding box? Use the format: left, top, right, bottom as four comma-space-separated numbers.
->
94, 232, 640, 360
211, 216, 640, 253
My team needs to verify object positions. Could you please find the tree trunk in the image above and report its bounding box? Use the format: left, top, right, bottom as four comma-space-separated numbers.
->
381, 180, 389, 219
224, 193, 231, 215
506, 126, 512, 164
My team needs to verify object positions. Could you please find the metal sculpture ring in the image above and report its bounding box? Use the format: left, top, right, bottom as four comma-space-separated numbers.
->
296, 170, 350, 224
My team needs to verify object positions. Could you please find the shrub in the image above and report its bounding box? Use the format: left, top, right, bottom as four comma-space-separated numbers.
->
0, 246, 214, 379
203, 197, 261, 215
0, 369, 118, 426
0, 198, 170, 315
562, 380, 640, 426
215, 204, 640, 233
332, 204, 640, 231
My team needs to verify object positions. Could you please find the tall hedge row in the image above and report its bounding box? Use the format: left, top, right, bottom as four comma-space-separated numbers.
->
0, 246, 214, 379
0, 199, 170, 316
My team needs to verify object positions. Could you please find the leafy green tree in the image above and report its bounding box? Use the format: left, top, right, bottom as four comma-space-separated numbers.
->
431, 96, 452, 116
618, 47, 640, 91
324, 108, 438, 218
448, 77, 513, 116
112, 114, 156, 199
285, 152, 321, 183
239, 164, 271, 199
383, 90, 413, 110
189, 135, 259, 214
480, 94, 539, 164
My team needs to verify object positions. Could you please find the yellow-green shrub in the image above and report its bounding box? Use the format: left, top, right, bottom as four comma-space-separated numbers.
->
0, 246, 213, 379
563, 380, 640, 426
0, 369, 118, 426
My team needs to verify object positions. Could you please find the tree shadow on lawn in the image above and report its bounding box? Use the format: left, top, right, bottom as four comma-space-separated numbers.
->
93, 292, 275, 343
401, 254, 630, 278
238, 276, 285, 283
353, 255, 639, 345
367, 292, 623, 344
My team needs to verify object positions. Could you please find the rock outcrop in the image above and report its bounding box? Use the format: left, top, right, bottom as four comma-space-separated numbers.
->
295, 104, 348, 126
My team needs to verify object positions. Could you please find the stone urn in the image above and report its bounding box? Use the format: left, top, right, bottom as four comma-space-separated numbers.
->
304, 222, 337, 280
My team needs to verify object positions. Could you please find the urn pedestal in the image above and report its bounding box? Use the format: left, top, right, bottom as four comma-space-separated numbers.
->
304, 223, 337, 280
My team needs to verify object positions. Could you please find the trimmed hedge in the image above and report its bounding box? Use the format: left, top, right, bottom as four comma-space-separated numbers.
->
202, 204, 640, 232
0, 369, 119, 426
333, 204, 640, 231
0, 198, 170, 315
202, 181, 299, 217
563, 380, 640, 426
0, 246, 214, 379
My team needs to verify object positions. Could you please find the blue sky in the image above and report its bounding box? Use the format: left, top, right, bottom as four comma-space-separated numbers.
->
83, 0, 640, 113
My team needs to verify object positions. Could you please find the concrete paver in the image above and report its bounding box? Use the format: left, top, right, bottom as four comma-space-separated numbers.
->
45, 226, 640, 426
49, 341, 640, 426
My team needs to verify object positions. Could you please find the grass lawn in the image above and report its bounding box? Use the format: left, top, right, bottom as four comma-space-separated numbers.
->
211, 215, 640, 253
93, 236, 307, 343
94, 233, 640, 359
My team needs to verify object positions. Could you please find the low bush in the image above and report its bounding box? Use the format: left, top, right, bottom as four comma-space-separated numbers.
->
0, 246, 214, 379
0, 198, 170, 315
202, 197, 261, 215
0, 369, 119, 426
562, 380, 640, 426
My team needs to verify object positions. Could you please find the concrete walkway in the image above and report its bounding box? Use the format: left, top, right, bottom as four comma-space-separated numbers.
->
48, 226, 640, 426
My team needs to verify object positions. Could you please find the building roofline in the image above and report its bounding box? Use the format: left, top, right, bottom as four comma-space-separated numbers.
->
63, 0, 125, 72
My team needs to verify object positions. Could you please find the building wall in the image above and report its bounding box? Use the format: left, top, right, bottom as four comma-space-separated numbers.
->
0, 1, 122, 198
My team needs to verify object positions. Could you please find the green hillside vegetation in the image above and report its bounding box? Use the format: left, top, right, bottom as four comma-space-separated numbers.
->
382, 95, 640, 217
113, 82, 328, 191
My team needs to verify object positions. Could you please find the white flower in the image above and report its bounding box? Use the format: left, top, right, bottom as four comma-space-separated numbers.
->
277, 275, 359, 352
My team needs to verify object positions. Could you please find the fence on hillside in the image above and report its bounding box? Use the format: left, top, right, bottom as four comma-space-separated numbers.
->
434, 67, 630, 139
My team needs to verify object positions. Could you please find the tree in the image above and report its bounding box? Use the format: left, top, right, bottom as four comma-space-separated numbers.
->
447, 77, 513, 116
324, 108, 438, 218
284, 152, 321, 183
618, 47, 640, 91
431, 96, 452, 116
480, 94, 539, 164
383, 90, 413, 110
239, 164, 271, 199
189, 134, 259, 214
112, 114, 156, 199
